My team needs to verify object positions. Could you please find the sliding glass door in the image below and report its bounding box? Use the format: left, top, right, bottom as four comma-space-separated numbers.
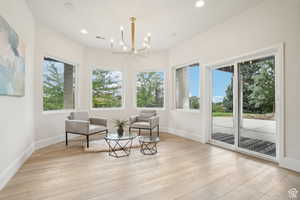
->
211, 65, 235, 147
238, 56, 276, 157
210, 55, 277, 160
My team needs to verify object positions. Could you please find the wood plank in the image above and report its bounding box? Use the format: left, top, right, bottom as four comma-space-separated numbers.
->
0, 133, 298, 200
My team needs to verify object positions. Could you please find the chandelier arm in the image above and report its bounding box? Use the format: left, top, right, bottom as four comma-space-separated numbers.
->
121, 30, 124, 42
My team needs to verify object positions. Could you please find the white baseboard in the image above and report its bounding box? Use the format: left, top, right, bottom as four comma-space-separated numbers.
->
167, 127, 204, 143
35, 134, 79, 150
279, 157, 300, 173
0, 143, 35, 190
35, 135, 64, 150
159, 126, 169, 133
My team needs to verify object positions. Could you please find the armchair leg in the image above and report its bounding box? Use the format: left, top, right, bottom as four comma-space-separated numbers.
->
86, 135, 90, 148
129, 127, 131, 134
150, 129, 152, 137
157, 125, 160, 137
65, 132, 68, 146
139, 129, 141, 136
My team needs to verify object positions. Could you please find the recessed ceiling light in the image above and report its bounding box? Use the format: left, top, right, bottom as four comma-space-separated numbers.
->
96, 35, 105, 40
64, 2, 74, 10
195, 0, 205, 8
80, 29, 88, 34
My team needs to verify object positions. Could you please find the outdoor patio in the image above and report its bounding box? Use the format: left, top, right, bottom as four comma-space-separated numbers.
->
212, 117, 276, 157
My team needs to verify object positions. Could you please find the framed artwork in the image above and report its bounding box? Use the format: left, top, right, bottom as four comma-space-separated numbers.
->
0, 15, 25, 97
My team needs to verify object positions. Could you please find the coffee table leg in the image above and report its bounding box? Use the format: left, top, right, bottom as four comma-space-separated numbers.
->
105, 139, 134, 158
105, 139, 120, 158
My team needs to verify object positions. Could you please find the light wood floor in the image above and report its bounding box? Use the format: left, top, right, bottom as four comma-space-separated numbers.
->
0, 133, 299, 200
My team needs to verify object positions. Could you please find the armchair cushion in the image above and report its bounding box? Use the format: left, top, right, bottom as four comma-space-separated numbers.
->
66, 112, 108, 135
69, 112, 89, 121
129, 115, 138, 125
90, 118, 107, 127
129, 110, 159, 129
137, 110, 157, 122
140, 111, 156, 118
131, 122, 151, 129
149, 116, 159, 128
89, 125, 107, 134
65, 120, 89, 134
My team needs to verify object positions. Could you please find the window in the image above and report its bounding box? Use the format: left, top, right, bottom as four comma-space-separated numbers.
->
136, 72, 165, 108
92, 69, 122, 108
175, 63, 200, 110
43, 57, 76, 111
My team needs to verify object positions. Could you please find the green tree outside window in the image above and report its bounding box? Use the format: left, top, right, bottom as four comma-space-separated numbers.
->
92, 69, 122, 108
136, 72, 164, 108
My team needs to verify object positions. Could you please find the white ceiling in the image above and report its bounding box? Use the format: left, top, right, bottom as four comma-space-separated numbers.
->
27, 0, 263, 50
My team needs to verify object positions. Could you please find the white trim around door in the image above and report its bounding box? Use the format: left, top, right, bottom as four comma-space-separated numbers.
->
204, 44, 285, 163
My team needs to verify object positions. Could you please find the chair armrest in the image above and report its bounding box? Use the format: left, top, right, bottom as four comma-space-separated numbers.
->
149, 116, 159, 128
129, 115, 138, 125
89, 118, 107, 127
65, 120, 89, 134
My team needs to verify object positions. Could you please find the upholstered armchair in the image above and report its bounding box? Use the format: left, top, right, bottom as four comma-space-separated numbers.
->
129, 110, 160, 136
65, 112, 108, 148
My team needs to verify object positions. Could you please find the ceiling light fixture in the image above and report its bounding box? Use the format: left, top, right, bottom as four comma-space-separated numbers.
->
110, 17, 151, 56
64, 2, 74, 10
195, 0, 205, 8
96, 35, 105, 40
80, 29, 88, 34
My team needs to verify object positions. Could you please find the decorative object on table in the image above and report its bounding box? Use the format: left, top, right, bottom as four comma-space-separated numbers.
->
129, 110, 160, 136
138, 136, 160, 155
0, 15, 26, 97
65, 112, 108, 148
113, 119, 128, 137
104, 132, 137, 158
83, 139, 140, 153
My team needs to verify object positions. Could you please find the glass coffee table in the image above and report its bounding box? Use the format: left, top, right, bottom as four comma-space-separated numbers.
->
138, 136, 160, 155
104, 132, 137, 158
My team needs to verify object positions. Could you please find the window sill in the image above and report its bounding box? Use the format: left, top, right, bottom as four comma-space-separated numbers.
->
136, 107, 166, 111
90, 107, 125, 111
173, 109, 201, 113
43, 109, 75, 115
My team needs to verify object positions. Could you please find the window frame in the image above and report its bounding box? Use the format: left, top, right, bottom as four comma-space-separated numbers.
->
134, 69, 166, 110
42, 55, 78, 114
172, 60, 201, 113
204, 43, 284, 162
90, 66, 125, 111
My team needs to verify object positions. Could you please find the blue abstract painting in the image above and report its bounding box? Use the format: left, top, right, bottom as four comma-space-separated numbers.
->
0, 15, 25, 97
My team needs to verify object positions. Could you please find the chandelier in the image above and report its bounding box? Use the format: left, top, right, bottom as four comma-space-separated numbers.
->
110, 17, 151, 55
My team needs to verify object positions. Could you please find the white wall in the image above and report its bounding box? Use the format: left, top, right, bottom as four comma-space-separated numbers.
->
34, 24, 169, 148
34, 24, 85, 148
0, 0, 35, 189
168, 0, 300, 169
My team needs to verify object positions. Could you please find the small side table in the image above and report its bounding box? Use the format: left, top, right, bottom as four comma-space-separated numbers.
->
138, 136, 160, 155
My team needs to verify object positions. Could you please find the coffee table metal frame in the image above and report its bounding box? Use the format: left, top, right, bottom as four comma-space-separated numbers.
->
105, 133, 137, 158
